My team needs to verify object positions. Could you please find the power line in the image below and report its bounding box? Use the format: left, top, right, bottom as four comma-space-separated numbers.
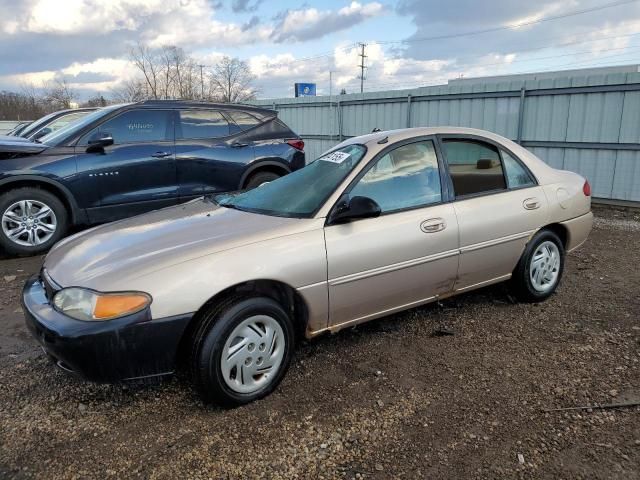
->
263, 43, 357, 70
365, 42, 640, 75
339, 45, 640, 92
369, 0, 640, 46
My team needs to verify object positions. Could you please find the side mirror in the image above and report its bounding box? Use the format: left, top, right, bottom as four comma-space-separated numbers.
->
86, 132, 114, 152
32, 128, 51, 141
328, 195, 381, 225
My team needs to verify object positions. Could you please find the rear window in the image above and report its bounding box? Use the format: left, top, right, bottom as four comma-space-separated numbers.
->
179, 110, 230, 139
443, 140, 507, 197
226, 111, 260, 132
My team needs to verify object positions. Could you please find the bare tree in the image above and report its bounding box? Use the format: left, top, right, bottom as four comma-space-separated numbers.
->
0, 90, 47, 120
110, 78, 147, 103
130, 43, 160, 99
126, 44, 257, 103
81, 95, 109, 108
209, 56, 257, 103
42, 79, 76, 110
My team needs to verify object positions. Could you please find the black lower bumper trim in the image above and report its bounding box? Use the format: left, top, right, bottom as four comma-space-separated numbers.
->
22, 275, 193, 383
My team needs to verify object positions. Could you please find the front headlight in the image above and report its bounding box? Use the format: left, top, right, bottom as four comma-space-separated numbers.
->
53, 288, 151, 321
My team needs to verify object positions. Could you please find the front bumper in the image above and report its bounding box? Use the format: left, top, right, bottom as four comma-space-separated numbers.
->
22, 275, 193, 382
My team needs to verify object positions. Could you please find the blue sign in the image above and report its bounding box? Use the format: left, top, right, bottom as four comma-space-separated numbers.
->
295, 83, 316, 97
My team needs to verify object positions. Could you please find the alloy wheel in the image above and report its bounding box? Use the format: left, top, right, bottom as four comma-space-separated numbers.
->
1, 199, 58, 247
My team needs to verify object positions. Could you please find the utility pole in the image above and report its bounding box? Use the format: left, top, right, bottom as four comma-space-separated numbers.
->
357, 42, 367, 93
198, 64, 205, 99
329, 70, 336, 140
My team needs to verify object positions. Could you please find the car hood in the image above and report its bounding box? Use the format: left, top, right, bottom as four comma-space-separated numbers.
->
0, 136, 47, 154
44, 198, 312, 289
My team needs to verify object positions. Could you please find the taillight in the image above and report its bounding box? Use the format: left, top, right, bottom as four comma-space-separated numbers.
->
286, 139, 304, 151
583, 180, 591, 197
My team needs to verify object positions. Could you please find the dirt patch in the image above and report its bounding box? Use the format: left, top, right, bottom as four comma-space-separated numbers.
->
0, 209, 638, 479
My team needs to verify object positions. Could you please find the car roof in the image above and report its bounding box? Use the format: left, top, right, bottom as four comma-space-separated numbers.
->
134, 100, 276, 117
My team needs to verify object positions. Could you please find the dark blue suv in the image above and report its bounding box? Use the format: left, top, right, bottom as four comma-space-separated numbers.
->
0, 100, 304, 255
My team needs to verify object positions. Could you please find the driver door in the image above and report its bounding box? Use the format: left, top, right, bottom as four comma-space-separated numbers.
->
324, 138, 459, 328
75, 108, 178, 223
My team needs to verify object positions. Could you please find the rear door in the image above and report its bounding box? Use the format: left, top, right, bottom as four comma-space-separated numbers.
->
175, 109, 255, 199
439, 136, 548, 291
75, 108, 177, 222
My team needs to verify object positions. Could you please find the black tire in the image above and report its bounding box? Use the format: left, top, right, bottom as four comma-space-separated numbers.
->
190, 296, 295, 407
0, 187, 68, 256
511, 229, 565, 303
244, 171, 281, 189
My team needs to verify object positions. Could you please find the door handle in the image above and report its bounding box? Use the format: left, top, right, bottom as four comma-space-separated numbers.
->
151, 151, 172, 158
523, 197, 541, 210
420, 218, 446, 233
231, 142, 249, 148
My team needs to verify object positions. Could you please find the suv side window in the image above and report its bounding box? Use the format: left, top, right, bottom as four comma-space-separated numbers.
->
350, 140, 441, 213
82, 109, 171, 145
178, 110, 230, 139
502, 150, 535, 188
226, 111, 260, 133
442, 139, 506, 197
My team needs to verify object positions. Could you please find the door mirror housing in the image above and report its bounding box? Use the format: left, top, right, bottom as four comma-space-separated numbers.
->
86, 132, 114, 152
32, 128, 51, 141
328, 195, 381, 225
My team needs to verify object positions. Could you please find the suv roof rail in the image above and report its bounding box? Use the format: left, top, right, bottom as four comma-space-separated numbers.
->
136, 99, 275, 115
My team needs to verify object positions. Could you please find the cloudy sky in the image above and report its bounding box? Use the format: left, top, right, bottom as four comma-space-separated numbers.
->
0, 0, 639, 99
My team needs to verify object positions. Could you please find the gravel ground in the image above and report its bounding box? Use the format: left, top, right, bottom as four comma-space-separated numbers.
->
0, 206, 639, 480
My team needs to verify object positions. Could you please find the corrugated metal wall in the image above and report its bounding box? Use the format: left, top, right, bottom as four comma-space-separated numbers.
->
254, 71, 640, 202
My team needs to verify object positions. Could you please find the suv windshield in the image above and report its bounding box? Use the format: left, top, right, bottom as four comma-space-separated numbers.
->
215, 144, 367, 218
40, 104, 126, 146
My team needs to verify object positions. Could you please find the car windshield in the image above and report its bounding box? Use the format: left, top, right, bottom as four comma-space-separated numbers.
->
39, 104, 127, 146
214, 144, 367, 218
19, 111, 59, 138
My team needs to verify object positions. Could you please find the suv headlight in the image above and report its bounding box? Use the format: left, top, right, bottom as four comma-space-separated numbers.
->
53, 288, 151, 321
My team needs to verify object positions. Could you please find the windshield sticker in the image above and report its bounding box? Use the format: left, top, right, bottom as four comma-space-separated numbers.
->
320, 151, 351, 164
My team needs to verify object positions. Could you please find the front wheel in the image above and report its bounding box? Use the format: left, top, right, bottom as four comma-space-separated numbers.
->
0, 188, 68, 256
511, 229, 565, 302
190, 296, 295, 407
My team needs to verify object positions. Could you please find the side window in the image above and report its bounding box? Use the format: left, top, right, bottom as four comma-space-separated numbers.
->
178, 110, 230, 139
226, 111, 260, 133
502, 150, 535, 188
350, 140, 441, 213
82, 110, 170, 144
442, 140, 506, 197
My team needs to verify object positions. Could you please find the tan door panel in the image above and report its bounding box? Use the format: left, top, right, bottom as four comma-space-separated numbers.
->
325, 204, 459, 328
453, 187, 549, 290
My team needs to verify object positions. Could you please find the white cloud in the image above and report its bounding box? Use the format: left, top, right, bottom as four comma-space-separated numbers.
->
271, 2, 385, 43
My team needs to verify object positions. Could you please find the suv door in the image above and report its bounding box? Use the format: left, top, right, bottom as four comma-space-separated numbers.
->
75, 108, 177, 223
439, 137, 548, 291
324, 138, 459, 328
175, 109, 255, 200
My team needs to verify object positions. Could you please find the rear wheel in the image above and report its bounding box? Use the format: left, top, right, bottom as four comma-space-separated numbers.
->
190, 296, 295, 407
511, 229, 564, 302
0, 188, 68, 256
244, 171, 282, 189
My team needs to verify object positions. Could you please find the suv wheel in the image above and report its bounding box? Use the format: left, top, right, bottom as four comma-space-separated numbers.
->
0, 188, 68, 256
190, 296, 295, 407
245, 171, 281, 189
511, 229, 565, 302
